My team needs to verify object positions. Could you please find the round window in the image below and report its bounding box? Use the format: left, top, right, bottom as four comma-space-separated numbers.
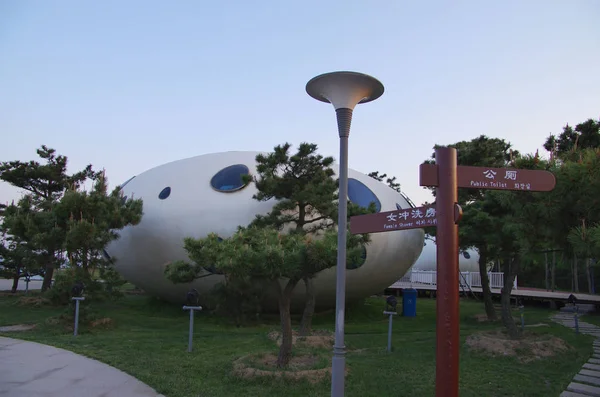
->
347, 245, 367, 270
158, 187, 171, 200
348, 178, 381, 212
463, 251, 471, 259
210, 164, 250, 192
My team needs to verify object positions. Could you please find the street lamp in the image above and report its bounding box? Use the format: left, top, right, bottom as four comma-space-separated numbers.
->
70, 280, 86, 337
306, 71, 384, 397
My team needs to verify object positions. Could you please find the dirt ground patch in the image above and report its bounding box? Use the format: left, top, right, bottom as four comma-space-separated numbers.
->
90, 317, 114, 328
267, 330, 334, 349
466, 330, 570, 362
16, 296, 51, 307
0, 324, 37, 332
232, 353, 343, 383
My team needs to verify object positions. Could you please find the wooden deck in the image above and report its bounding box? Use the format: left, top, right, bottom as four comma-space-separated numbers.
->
388, 281, 600, 304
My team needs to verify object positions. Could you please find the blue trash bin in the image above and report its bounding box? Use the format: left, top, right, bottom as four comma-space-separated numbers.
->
402, 288, 417, 317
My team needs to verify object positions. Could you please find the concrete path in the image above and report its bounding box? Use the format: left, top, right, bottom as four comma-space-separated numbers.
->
0, 337, 165, 397
552, 312, 600, 397
0, 279, 43, 292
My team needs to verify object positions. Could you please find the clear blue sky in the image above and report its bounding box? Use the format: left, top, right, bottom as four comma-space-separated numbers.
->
1, 0, 599, 206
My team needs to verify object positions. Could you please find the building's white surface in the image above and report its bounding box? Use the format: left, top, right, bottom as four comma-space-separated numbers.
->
106, 151, 425, 310
408, 235, 493, 274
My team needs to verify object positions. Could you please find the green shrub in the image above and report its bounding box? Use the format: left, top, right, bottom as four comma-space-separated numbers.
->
207, 276, 267, 327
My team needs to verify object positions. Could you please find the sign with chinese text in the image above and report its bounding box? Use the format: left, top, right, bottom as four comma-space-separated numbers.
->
419, 164, 556, 192
350, 205, 436, 234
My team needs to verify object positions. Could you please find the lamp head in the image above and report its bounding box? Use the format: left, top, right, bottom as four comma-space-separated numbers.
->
71, 280, 85, 298
386, 295, 397, 312
186, 288, 200, 306
306, 71, 384, 110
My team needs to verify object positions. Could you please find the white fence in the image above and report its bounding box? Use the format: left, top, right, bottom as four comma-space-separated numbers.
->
392, 270, 517, 290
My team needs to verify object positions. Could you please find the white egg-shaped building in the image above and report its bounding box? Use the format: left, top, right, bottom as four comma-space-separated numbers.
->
411, 236, 481, 273
105, 151, 425, 311
406, 235, 496, 279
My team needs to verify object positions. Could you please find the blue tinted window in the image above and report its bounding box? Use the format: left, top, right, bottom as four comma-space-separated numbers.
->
102, 249, 111, 260
347, 245, 367, 270
159, 187, 171, 200
211, 164, 250, 192
463, 251, 471, 259
348, 178, 381, 212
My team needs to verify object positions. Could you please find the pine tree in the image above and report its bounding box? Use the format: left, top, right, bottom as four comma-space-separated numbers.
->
0, 146, 96, 291
244, 142, 372, 336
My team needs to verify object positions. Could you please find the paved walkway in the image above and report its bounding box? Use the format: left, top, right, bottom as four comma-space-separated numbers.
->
552, 311, 600, 397
0, 279, 43, 292
0, 337, 165, 397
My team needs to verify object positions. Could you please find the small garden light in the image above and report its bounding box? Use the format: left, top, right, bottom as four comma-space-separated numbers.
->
386, 295, 398, 312
183, 288, 202, 352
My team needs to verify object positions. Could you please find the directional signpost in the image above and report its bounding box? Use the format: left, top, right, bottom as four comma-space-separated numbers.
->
350, 204, 437, 235
419, 163, 557, 192
350, 146, 556, 397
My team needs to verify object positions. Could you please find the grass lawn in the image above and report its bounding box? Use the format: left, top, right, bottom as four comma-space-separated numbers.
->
0, 291, 594, 397
580, 312, 600, 327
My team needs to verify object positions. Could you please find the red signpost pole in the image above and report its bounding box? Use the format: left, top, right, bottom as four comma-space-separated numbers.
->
435, 147, 460, 397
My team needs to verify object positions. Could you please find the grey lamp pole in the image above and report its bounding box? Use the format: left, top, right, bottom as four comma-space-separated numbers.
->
306, 71, 384, 397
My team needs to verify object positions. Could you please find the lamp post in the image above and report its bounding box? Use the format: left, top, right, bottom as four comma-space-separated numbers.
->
70, 281, 85, 337
306, 71, 384, 397
183, 288, 202, 352
384, 295, 398, 353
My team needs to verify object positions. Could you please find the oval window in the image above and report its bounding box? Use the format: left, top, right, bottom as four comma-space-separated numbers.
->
347, 245, 367, 270
158, 187, 171, 200
463, 251, 471, 259
210, 164, 250, 192
348, 178, 381, 212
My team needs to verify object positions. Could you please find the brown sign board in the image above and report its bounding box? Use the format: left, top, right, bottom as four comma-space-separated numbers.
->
419, 164, 556, 192
350, 204, 436, 234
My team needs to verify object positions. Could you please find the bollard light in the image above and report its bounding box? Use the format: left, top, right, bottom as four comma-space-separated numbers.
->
383, 295, 399, 353
186, 288, 200, 306
70, 280, 86, 337
183, 288, 202, 352
24, 272, 31, 295
386, 295, 398, 313
306, 71, 384, 397
71, 280, 85, 297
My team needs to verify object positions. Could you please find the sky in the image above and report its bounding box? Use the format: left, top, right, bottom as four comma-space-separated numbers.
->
1, 0, 599, 207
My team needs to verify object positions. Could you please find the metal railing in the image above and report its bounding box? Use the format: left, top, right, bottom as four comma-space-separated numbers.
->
391, 270, 517, 290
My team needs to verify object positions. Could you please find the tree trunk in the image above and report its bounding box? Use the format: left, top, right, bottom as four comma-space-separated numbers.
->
586, 258, 593, 294
41, 251, 56, 292
551, 251, 556, 291
544, 252, 549, 290
11, 270, 20, 293
573, 253, 579, 293
42, 264, 54, 292
299, 277, 316, 336
477, 249, 496, 321
277, 280, 298, 368
500, 257, 520, 339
